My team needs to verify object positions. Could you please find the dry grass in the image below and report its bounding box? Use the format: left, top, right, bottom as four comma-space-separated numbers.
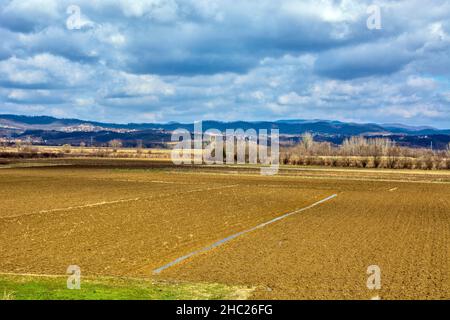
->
0, 145, 172, 160
1, 290, 15, 300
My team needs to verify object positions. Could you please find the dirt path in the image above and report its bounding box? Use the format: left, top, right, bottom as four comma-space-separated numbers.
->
153, 194, 337, 274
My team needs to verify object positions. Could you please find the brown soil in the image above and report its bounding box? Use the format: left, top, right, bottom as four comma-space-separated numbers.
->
0, 159, 448, 299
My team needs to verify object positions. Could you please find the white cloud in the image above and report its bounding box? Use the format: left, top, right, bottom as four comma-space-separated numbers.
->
0, 54, 94, 88
381, 104, 443, 119
111, 72, 175, 97
280, 0, 365, 23
407, 76, 437, 90
278, 92, 311, 105
118, 0, 178, 21
3, 0, 59, 18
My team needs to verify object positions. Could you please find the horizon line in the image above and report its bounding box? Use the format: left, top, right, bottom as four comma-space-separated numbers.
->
1, 113, 449, 131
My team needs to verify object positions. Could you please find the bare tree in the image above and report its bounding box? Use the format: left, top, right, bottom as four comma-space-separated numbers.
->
341, 136, 368, 156
315, 141, 332, 156
77, 142, 85, 154
136, 139, 143, 154
108, 139, 123, 152
278, 134, 450, 170
300, 132, 314, 154
17, 140, 36, 153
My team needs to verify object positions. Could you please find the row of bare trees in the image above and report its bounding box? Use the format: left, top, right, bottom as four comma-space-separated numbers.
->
281, 133, 450, 170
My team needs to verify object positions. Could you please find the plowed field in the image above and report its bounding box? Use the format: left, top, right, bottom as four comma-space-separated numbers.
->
1, 159, 449, 299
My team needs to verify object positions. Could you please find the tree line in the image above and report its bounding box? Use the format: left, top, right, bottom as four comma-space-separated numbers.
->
281, 133, 450, 170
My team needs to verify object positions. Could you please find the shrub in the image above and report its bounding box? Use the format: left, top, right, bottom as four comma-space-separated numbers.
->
62, 144, 72, 154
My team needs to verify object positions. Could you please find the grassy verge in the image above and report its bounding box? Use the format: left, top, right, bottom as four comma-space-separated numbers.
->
0, 274, 253, 300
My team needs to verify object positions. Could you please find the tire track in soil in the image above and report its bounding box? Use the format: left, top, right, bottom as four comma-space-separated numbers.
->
152, 194, 338, 274
0, 184, 239, 220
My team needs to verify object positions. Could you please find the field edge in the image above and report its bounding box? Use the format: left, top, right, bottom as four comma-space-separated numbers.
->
0, 274, 254, 300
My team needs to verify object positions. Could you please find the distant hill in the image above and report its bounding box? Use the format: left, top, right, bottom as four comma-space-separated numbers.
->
2, 114, 450, 134
1, 114, 450, 149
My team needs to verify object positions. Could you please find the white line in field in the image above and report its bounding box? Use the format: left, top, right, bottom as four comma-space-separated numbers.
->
1, 184, 238, 220
170, 170, 450, 185
153, 194, 338, 274
0, 272, 67, 278
389, 187, 398, 192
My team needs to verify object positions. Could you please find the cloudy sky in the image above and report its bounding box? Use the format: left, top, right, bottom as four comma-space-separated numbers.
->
0, 0, 450, 127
